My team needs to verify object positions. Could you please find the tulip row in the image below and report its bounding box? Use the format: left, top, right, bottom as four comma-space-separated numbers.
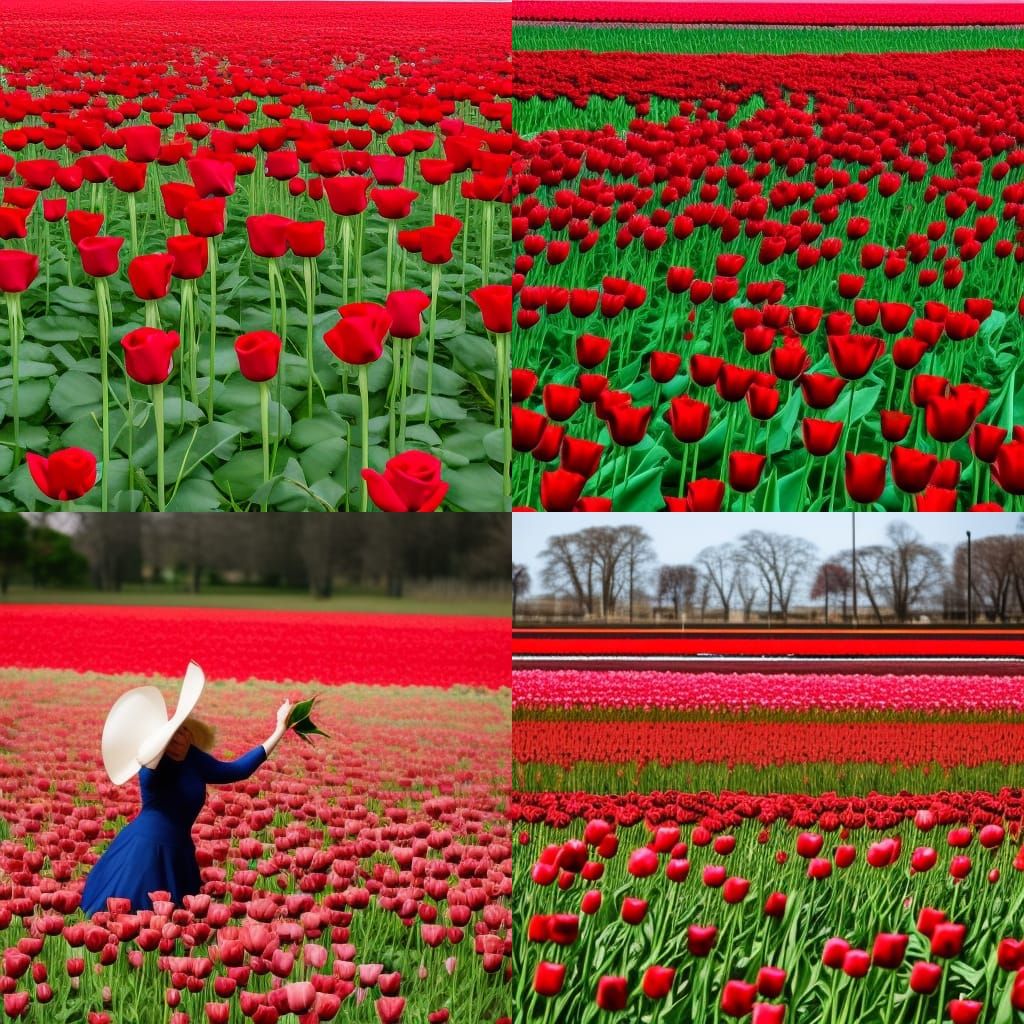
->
0, 668, 512, 1023
0, 0, 512, 512
509, 37, 1024, 510
0, 604, 511, 690
512, 2, 1024, 25
516, 811, 1024, 1023
511, 669, 1024, 714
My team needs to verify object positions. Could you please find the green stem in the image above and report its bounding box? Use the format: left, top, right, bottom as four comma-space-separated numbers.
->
96, 277, 111, 512
399, 338, 412, 449
259, 380, 270, 486
206, 238, 218, 423
5, 293, 21, 458
424, 263, 441, 425
341, 216, 352, 307
303, 258, 315, 418
358, 364, 370, 512
153, 382, 165, 511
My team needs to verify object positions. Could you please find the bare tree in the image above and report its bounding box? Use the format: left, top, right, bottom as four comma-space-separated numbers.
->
512, 563, 530, 620
71, 514, 142, 590
734, 555, 761, 622
811, 562, 852, 623
952, 535, 1022, 622
539, 526, 655, 619
695, 543, 739, 621
621, 526, 656, 621
658, 565, 698, 619
883, 522, 947, 621
540, 532, 593, 615
738, 531, 817, 622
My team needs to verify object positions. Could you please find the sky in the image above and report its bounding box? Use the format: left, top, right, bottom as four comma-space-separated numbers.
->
513, 513, 1022, 581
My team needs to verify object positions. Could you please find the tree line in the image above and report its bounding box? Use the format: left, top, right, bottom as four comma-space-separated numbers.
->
1, 513, 509, 597
515, 522, 1024, 624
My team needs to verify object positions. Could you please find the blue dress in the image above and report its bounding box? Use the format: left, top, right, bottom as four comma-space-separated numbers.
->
81, 743, 267, 915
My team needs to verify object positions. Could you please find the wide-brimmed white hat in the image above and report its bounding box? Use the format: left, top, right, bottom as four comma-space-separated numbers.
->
101, 662, 206, 785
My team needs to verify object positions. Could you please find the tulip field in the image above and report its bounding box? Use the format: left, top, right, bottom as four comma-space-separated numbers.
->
0, 1, 512, 512
513, 649, 1024, 1022
0, 605, 511, 1023
510, 13, 1024, 510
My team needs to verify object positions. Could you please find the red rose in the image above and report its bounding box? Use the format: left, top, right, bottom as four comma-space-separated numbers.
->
362, 451, 448, 512
27, 448, 97, 501
323, 303, 392, 365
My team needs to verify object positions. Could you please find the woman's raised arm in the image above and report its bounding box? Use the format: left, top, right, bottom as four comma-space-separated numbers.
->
196, 701, 293, 784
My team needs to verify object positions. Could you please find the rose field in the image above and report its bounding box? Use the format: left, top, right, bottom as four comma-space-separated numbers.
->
0, 605, 511, 1023
0, 1, 512, 512
509, 13, 1024, 510
513, 646, 1024, 1022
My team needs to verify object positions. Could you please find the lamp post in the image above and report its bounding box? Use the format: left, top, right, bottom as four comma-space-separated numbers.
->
966, 530, 972, 625
851, 511, 858, 626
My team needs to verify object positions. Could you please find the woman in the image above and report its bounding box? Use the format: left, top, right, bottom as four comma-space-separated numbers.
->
82, 662, 292, 916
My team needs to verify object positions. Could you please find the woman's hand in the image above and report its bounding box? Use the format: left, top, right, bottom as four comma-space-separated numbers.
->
275, 700, 294, 733
263, 700, 294, 758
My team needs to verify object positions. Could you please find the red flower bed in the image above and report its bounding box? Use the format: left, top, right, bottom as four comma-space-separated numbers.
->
513, 2, 1024, 25
511, 789, 1020, 830
511, 46, 1024, 509
0, 672, 510, 1022
512, 669, 1024, 713
511, 630, 1024, 659
514, 718, 1024, 771
0, 605, 510, 689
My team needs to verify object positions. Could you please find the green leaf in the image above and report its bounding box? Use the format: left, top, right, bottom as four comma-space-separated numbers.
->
0, 379, 52, 418
164, 422, 242, 480
289, 414, 347, 450
24, 314, 95, 343
401, 395, 467, 422
49, 371, 103, 422
408, 357, 468, 397
212, 450, 267, 503
448, 333, 496, 376
287, 697, 317, 726
222, 400, 292, 442
299, 437, 347, 481
610, 462, 665, 512
166, 478, 225, 511
444, 462, 502, 511
821, 383, 881, 426
0, 360, 56, 381
482, 428, 505, 463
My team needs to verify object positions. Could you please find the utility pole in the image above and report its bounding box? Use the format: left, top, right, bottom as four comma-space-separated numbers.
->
966, 530, 972, 626
851, 512, 858, 626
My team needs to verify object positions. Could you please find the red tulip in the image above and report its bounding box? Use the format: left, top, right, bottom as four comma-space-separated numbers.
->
0, 250, 39, 293
235, 331, 282, 383
247, 214, 292, 257
385, 290, 430, 339
77, 235, 124, 277
128, 252, 174, 300
121, 328, 180, 386
845, 452, 886, 504
534, 963, 565, 997
729, 452, 766, 493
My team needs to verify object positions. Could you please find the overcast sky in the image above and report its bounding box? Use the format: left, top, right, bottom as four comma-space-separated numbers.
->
514, 513, 1022, 579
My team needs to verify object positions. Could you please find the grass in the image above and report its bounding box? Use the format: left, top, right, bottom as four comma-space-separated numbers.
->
513, 23, 1024, 52
0, 583, 511, 617
514, 758, 1024, 794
